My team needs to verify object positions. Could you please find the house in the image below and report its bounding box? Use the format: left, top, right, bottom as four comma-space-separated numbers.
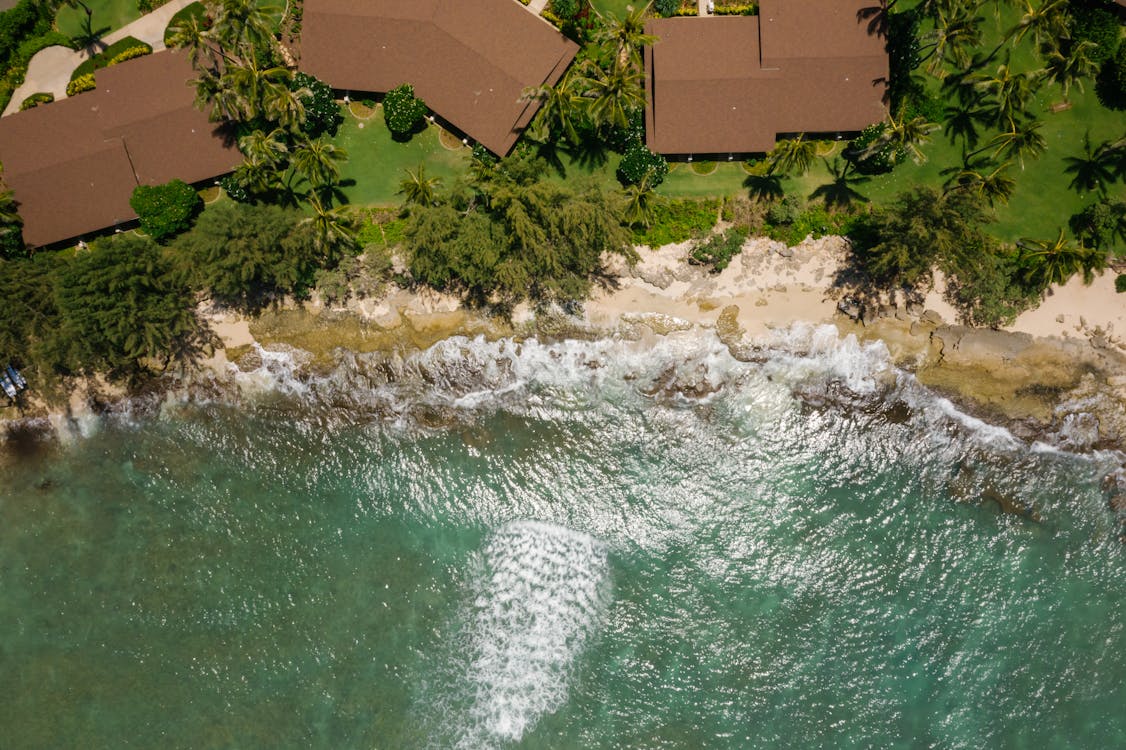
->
643, 0, 888, 157
0, 50, 239, 248
299, 0, 579, 155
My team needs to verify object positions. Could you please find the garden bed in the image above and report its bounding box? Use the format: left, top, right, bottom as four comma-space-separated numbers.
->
70, 36, 152, 80
438, 127, 465, 151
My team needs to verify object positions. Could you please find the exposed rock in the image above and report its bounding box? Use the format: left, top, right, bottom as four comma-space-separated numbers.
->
837, 299, 862, 320
921, 309, 945, 326
638, 266, 676, 289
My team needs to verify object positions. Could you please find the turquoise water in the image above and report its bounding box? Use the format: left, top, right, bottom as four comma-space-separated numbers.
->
1, 327, 1124, 748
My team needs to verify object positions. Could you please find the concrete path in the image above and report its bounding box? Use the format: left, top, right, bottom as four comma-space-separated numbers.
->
3, 0, 194, 117
525, 0, 550, 15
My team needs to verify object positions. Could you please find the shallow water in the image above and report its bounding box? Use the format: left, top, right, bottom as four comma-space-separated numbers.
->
1, 326, 1124, 748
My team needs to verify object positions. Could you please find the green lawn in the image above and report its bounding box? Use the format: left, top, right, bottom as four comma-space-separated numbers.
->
588, 0, 641, 20
332, 105, 472, 207
55, 0, 142, 41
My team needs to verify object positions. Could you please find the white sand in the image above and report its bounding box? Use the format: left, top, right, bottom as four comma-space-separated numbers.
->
1009, 271, 1126, 348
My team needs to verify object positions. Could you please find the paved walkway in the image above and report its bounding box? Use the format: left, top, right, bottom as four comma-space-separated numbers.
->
3, 0, 194, 117
525, 0, 550, 15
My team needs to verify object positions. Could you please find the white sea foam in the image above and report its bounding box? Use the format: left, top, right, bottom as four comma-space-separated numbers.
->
455, 521, 611, 748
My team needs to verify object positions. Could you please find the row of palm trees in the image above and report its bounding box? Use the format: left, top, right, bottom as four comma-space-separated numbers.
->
168, 0, 357, 256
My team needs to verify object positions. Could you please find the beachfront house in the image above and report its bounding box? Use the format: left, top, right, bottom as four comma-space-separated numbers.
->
643, 0, 888, 158
0, 50, 240, 248
298, 0, 579, 156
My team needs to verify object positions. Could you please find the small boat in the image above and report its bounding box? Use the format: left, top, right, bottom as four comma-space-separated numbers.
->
0, 371, 17, 399
5, 364, 26, 390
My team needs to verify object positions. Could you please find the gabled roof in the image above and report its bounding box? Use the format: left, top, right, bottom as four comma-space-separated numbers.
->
0, 50, 239, 247
299, 0, 579, 155
644, 0, 887, 156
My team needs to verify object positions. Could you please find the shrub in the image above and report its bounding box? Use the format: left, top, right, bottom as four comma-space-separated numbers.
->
689, 227, 749, 272
292, 71, 341, 138
66, 73, 95, 96
653, 0, 680, 15
18, 91, 52, 110
1069, 2, 1121, 66
383, 83, 427, 137
632, 198, 719, 247
617, 142, 669, 187
138, 0, 172, 13
0, 0, 54, 71
219, 173, 250, 202
713, 3, 758, 15
1116, 274, 1126, 293
15, 31, 74, 64
130, 179, 203, 242
845, 122, 898, 174
1070, 200, 1126, 253
550, 0, 580, 17
107, 45, 152, 67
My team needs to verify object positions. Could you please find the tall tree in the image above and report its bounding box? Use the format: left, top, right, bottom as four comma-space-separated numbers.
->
922, 7, 984, 76
986, 119, 1046, 168
1007, 0, 1069, 51
766, 135, 816, 176
579, 58, 646, 132
521, 70, 585, 145
398, 164, 443, 208
942, 157, 1016, 206
290, 139, 346, 190
974, 60, 1038, 130
592, 2, 657, 69
1040, 40, 1098, 102
1018, 228, 1106, 290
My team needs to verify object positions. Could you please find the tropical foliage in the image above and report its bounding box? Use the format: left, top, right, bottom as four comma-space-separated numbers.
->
129, 179, 202, 242
383, 83, 428, 137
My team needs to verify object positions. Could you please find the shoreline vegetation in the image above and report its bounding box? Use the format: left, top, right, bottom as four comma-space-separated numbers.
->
0, 0, 1124, 454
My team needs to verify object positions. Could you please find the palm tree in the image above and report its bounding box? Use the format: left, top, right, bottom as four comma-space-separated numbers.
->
922, 8, 984, 77
1007, 0, 1069, 51
986, 119, 1046, 169
973, 61, 1038, 130
1040, 41, 1098, 103
223, 59, 292, 121
1019, 228, 1106, 290
210, 0, 278, 58
580, 59, 645, 132
192, 68, 244, 122
238, 127, 289, 168
942, 157, 1016, 206
766, 135, 816, 176
1063, 132, 1119, 196
302, 192, 357, 258
166, 14, 216, 71
260, 79, 308, 132
809, 157, 869, 211
521, 71, 585, 145
398, 164, 442, 208
621, 174, 662, 228
592, 2, 657, 70
291, 139, 347, 189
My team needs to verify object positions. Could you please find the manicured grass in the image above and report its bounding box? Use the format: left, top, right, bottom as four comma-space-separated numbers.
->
332, 105, 472, 207
782, 6, 1125, 244
588, 0, 639, 20
55, 0, 142, 41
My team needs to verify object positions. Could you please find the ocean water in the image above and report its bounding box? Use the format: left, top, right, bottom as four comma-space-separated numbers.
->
1, 324, 1124, 749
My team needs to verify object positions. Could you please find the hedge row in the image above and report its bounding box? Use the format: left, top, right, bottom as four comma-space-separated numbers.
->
70, 36, 152, 80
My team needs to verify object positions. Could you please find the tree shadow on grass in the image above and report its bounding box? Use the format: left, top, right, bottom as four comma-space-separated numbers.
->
561, 136, 610, 172
808, 157, 869, 211
743, 173, 784, 202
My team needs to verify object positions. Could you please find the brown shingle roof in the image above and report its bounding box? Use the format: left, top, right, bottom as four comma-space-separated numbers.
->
0, 49, 239, 247
644, 0, 887, 156
299, 0, 579, 155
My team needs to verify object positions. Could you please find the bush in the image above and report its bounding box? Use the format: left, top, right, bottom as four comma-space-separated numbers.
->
219, 174, 250, 203
689, 227, 748, 272
1096, 41, 1126, 111
632, 198, 719, 247
617, 142, 669, 187
944, 244, 1039, 327
107, 45, 152, 67
66, 73, 95, 96
1070, 200, 1126, 253
138, 0, 172, 13
1069, 2, 1121, 66
845, 122, 899, 174
383, 83, 427, 137
15, 31, 74, 64
550, 0, 580, 17
18, 91, 51, 110
292, 71, 341, 138
653, 0, 680, 15
1116, 273, 1126, 293
0, 0, 53, 71
70, 37, 151, 80
130, 179, 202, 242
